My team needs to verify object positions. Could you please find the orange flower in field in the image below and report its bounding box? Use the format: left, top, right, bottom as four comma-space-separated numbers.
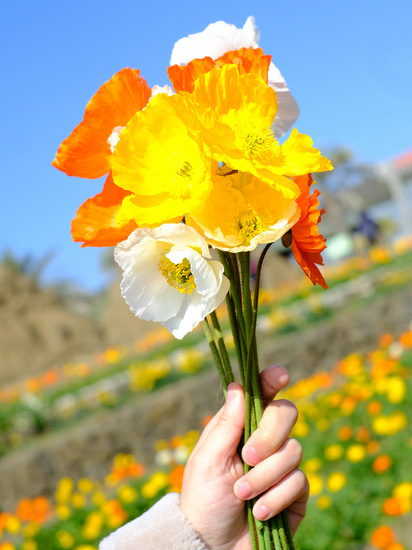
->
16, 496, 52, 524
370, 525, 395, 548
169, 465, 185, 492
53, 68, 152, 179
337, 425, 352, 441
356, 426, 371, 443
382, 497, 406, 516
167, 47, 271, 93
71, 173, 138, 247
379, 333, 394, 348
399, 329, 412, 348
283, 174, 327, 288
367, 400, 383, 416
372, 454, 392, 474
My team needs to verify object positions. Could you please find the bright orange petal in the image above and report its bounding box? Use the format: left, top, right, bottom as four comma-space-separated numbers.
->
291, 174, 328, 288
53, 68, 152, 179
71, 173, 138, 247
167, 48, 270, 93
167, 57, 215, 93
216, 47, 271, 82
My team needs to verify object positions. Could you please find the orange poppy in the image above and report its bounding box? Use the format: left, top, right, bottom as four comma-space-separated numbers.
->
370, 525, 395, 548
286, 174, 328, 288
167, 47, 271, 93
372, 454, 392, 474
71, 173, 138, 247
53, 68, 152, 179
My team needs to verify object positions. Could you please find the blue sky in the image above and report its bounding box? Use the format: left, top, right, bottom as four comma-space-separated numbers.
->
1, 0, 411, 291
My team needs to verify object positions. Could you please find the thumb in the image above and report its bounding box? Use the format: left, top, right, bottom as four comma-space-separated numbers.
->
200, 383, 245, 462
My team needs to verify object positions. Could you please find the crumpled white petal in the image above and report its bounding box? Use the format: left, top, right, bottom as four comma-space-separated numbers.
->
170, 16, 299, 138
170, 16, 259, 66
114, 224, 229, 339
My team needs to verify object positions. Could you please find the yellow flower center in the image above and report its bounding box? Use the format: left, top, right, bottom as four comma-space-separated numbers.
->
237, 206, 264, 241
158, 256, 196, 295
176, 161, 193, 179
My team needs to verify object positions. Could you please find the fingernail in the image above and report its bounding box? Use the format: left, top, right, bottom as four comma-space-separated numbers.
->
243, 446, 260, 466
254, 504, 269, 521
277, 366, 290, 384
227, 383, 237, 401
234, 480, 253, 499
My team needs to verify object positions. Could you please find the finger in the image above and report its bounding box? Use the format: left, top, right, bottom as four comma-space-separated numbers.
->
242, 399, 298, 466
190, 383, 245, 464
191, 366, 288, 455
234, 438, 303, 500
260, 366, 290, 402
252, 469, 309, 525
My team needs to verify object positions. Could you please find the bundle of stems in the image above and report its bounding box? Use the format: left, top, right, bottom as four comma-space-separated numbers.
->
202, 245, 296, 550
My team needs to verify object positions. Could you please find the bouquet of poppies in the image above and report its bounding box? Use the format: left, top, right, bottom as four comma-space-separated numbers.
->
53, 17, 332, 549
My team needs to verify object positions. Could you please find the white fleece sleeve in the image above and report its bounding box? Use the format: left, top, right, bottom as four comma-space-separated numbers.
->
99, 492, 210, 550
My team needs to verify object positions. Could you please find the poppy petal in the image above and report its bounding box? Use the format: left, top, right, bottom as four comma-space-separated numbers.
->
53, 68, 152, 179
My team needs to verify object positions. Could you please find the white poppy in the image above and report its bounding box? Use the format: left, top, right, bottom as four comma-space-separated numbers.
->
170, 16, 299, 138
114, 224, 229, 339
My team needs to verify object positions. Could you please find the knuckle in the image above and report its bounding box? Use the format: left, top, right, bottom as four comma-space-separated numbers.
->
259, 427, 279, 449
276, 399, 299, 422
287, 438, 303, 463
295, 468, 310, 493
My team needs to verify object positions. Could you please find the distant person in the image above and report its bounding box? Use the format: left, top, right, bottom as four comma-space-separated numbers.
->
100, 366, 308, 549
355, 211, 380, 245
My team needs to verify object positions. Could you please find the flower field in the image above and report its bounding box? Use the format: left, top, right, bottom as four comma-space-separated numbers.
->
0, 239, 411, 550
0, 325, 411, 550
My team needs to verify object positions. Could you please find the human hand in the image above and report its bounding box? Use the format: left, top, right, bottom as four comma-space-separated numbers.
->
180, 366, 309, 550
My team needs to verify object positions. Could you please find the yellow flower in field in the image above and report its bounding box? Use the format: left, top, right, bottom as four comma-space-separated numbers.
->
78, 478, 94, 494
372, 412, 408, 436
117, 485, 138, 504
307, 473, 323, 495
175, 348, 203, 373
317, 495, 332, 510
324, 444, 344, 461
303, 458, 322, 472
21, 542, 37, 550
82, 511, 104, 540
56, 530, 75, 549
5, 516, 20, 534
179, 65, 332, 197
293, 419, 310, 437
316, 419, 330, 432
141, 472, 170, 499
92, 491, 106, 507
71, 493, 86, 509
346, 444, 366, 463
327, 472, 347, 492
186, 169, 299, 251
76, 546, 98, 550
111, 93, 215, 227
55, 505, 71, 520
0, 544, 16, 550
393, 482, 412, 500
385, 376, 407, 404
23, 523, 40, 538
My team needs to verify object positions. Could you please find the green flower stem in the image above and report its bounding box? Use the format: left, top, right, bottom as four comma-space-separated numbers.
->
202, 318, 229, 395
275, 513, 288, 549
282, 510, 294, 548
225, 292, 247, 387
240, 252, 253, 340
215, 245, 295, 550
247, 504, 259, 550
271, 516, 282, 550
210, 311, 235, 385
218, 251, 247, 344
